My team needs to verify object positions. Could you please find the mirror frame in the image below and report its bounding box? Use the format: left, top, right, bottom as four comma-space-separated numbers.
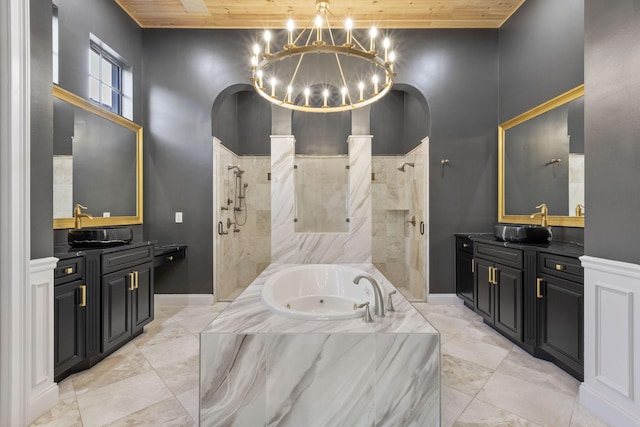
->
498, 84, 584, 227
53, 85, 143, 229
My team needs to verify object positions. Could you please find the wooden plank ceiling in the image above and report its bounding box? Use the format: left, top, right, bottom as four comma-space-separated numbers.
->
114, 0, 526, 29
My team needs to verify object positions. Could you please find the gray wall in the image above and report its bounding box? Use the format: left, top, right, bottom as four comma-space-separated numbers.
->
31, 0, 54, 259
142, 28, 499, 294
498, 0, 584, 243
584, 0, 640, 264
55, 0, 143, 123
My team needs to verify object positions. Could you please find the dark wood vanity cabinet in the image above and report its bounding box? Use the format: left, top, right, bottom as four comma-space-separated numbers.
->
537, 252, 584, 380
473, 243, 523, 343
102, 245, 154, 354
54, 242, 154, 382
54, 256, 86, 381
455, 236, 475, 308
465, 234, 584, 380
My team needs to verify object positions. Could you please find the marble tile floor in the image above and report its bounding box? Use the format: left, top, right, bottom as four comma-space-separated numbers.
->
32, 301, 609, 426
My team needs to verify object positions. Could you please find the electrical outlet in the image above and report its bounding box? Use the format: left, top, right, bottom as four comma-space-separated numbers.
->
175, 212, 183, 223
103, 212, 110, 217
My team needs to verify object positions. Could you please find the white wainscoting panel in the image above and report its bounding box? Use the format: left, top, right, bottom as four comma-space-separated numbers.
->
580, 255, 640, 427
28, 257, 59, 424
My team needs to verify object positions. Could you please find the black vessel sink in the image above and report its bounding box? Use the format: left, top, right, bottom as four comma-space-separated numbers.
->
494, 224, 551, 244
68, 226, 133, 247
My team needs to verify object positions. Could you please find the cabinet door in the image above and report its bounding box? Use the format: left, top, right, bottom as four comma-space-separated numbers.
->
133, 261, 154, 332
539, 274, 584, 380
474, 259, 494, 323
102, 269, 133, 353
54, 281, 85, 379
494, 264, 523, 342
456, 250, 475, 306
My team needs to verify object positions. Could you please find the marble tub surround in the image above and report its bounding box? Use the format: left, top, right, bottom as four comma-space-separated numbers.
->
271, 135, 372, 264
200, 263, 440, 426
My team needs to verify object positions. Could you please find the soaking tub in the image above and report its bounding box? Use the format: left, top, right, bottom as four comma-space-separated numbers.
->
261, 264, 378, 320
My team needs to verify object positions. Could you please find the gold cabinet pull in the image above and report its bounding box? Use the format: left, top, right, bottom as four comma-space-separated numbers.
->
64, 267, 73, 274
167, 256, 174, 261
493, 267, 499, 285
555, 264, 565, 271
79, 285, 87, 307
536, 278, 544, 299
462, 243, 470, 248
488, 266, 492, 284
129, 272, 135, 291
471, 258, 475, 273
134, 271, 139, 290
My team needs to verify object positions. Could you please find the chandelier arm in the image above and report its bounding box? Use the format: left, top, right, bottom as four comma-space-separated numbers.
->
333, 53, 352, 104
351, 34, 368, 52
288, 53, 306, 94
293, 17, 316, 47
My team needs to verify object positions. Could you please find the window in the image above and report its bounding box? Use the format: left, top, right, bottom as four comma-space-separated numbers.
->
52, 4, 59, 84
88, 35, 133, 120
89, 42, 123, 115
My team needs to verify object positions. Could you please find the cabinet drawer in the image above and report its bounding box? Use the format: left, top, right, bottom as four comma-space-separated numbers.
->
102, 245, 153, 274
539, 252, 583, 283
474, 243, 522, 269
55, 257, 84, 285
457, 236, 473, 254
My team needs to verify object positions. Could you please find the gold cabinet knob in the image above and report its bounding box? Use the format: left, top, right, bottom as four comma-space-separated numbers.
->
64, 267, 73, 274
555, 264, 565, 271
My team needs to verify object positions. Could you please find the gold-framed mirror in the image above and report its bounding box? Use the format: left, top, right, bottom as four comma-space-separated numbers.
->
53, 85, 143, 229
498, 84, 584, 227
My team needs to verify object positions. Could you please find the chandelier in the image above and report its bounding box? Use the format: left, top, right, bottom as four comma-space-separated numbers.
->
250, 0, 396, 113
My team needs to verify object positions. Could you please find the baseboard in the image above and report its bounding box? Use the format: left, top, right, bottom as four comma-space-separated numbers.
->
427, 293, 463, 305
580, 384, 640, 427
27, 383, 58, 425
154, 294, 214, 306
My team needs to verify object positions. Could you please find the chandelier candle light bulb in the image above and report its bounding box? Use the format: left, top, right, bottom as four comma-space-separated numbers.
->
287, 85, 293, 103
315, 14, 323, 43
372, 74, 379, 94
359, 81, 365, 101
257, 70, 263, 89
345, 18, 353, 45
323, 89, 329, 107
341, 86, 347, 105
370, 27, 377, 52
304, 87, 310, 107
383, 37, 390, 62
270, 77, 276, 98
264, 31, 271, 55
287, 19, 294, 46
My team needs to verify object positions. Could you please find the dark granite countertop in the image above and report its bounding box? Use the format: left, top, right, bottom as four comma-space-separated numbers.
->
54, 241, 153, 259
469, 233, 584, 258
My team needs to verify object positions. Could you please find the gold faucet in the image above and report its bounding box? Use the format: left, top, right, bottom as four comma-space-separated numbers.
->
575, 204, 585, 217
74, 204, 93, 229
529, 203, 548, 227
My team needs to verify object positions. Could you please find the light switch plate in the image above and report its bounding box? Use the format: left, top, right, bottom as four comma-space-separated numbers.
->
175, 212, 183, 223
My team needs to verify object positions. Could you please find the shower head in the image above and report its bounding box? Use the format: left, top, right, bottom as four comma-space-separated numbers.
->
228, 165, 245, 176
397, 162, 415, 172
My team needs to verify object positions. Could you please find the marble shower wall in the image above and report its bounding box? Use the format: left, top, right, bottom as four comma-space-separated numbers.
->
372, 143, 426, 300
214, 140, 271, 301
53, 155, 73, 218
271, 135, 372, 264
294, 156, 349, 233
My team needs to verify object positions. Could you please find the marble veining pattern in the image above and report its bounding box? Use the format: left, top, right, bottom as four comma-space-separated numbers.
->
31, 301, 608, 426
271, 135, 372, 264
200, 264, 439, 426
